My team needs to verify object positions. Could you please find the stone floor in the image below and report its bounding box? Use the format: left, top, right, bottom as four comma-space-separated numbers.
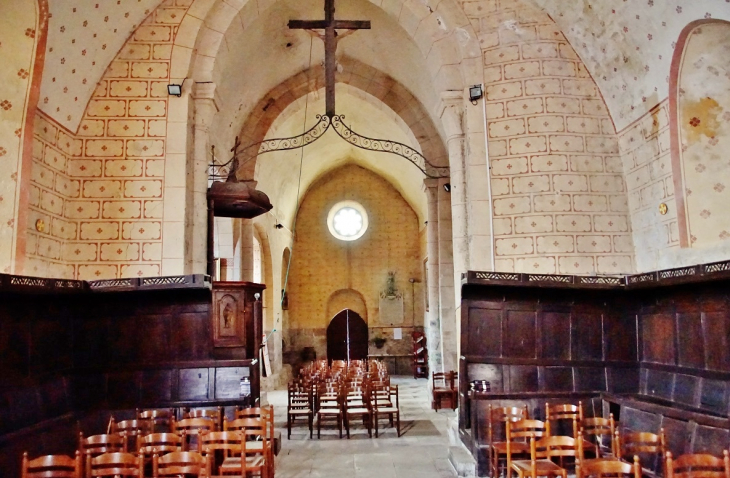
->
266, 377, 459, 478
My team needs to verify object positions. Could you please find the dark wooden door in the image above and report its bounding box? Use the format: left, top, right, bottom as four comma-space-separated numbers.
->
326, 309, 368, 362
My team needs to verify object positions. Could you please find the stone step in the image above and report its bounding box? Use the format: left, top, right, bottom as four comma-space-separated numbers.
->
449, 445, 477, 478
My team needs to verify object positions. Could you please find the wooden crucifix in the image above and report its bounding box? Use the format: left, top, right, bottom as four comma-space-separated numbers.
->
288, 0, 371, 118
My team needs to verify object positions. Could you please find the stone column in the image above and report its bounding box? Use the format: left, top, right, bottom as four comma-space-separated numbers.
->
437, 177, 457, 372
439, 91, 469, 306
424, 178, 442, 374
190, 82, 219, 274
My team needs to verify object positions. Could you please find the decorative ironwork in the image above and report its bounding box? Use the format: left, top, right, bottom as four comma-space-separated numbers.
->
209, 114, 450, 182
89, 278, 135, 289
331, 115, 449, 178
578, 276, 624, 285
626, 273, 655, 284
658, 266, 697, 280
141, 276, 189, 286
474, 272, 520, 281
527, 274, 573, 283
10, 276, 49, 287
54, 280, 84, 289
704, 260, 730, 274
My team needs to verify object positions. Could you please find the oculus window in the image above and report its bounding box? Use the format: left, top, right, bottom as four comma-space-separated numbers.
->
327, 201, 368, 241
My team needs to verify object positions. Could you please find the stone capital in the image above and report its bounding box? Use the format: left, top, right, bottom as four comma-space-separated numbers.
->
423, 178, 440, 191
192, 82, 220, 111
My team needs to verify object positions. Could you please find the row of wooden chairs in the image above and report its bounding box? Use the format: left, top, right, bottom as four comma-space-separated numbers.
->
287, 379, 401, 439
22, 406, 275, 478
489, 402, 668, 478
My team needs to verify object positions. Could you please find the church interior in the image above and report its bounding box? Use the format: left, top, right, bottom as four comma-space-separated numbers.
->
2, 0, 730, 477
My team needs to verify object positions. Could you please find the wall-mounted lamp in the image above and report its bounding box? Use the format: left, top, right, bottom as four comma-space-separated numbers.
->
167, 78, 187, 97
443, 183, 451, 192
469, 84, 484, 105
274, 223, 284, 229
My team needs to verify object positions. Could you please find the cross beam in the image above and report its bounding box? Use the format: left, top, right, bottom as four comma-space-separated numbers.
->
288, 0, 370, 117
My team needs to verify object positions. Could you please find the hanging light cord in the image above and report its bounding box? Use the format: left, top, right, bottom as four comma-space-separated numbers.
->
265, 36, 314, 345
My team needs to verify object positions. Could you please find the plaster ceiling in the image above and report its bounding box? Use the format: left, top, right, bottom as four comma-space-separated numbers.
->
40, 0, 166, 132
209, 0, 442, 150
531, 0, 730, 130
253, 85, 429, 231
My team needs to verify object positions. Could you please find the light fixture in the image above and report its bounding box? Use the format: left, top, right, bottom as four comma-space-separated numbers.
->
443, 183, 451, 192
167, 78, 186, 97
469, 84, 483, 104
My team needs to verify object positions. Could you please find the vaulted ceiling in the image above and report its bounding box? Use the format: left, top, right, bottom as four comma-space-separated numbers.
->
39, 0, 730, 133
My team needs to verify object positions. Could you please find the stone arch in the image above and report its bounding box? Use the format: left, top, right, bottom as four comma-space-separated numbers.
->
326, 288, 368, 326
6, 0, 49, 274
669, 19, 730, 248
235, 56, 449, 180
171, 0, 481, 93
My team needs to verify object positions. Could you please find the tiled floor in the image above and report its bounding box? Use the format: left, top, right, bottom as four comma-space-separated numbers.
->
267, 377, 459, 478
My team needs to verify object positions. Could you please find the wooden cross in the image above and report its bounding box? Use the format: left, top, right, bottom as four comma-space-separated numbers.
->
288, 0, 371, 117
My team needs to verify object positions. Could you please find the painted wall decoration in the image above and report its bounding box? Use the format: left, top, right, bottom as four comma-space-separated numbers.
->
0, 0, 47, 274
25, 0, 191, 279
473, 0, 634, 275
673, 21, 730, 248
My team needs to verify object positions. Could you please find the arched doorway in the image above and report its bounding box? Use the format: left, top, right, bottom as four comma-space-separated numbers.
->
326, 309, 368, 362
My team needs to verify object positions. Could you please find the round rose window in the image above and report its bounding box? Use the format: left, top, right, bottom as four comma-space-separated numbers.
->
327, 201, 368, 241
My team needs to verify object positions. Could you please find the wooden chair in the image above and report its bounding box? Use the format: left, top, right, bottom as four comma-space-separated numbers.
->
316, 382, 344, 438
432, 371, 457, 410
666, 451, 730, 478
507, 435, 579, 478
138, 433, 182, 458
200, 430, 242, 476
343, 384, 372, 439
616, 428, 666, 476
545, 403, 582, 438
578, 456, 642, 478
79, 433, 124, 478
89, 452, 143, 478
137, 408, 175, 433
581, 414, 617, 459
185, 407, 223, 431
174, 417, 216, 452
372, 384, 400, 437
287, 382, 313, 439
488, 406, 530, 478
22, 452, 82, 478
112, 418, 151, 452
153, 451, 207, 478
219, 427, 271, 478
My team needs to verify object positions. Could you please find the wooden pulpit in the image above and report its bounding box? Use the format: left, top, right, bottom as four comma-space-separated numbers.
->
212, 281, 266, 406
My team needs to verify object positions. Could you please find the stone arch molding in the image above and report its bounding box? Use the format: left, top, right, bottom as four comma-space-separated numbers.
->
171, 0, 481, 92
233, 56, 450, 180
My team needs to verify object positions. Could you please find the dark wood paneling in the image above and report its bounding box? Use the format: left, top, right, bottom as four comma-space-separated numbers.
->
179, 368, 210, 401
543, 366, 573, 392
508, 365, 538, 392
642, 314, 675, 364
676, 313, 704, 368
572, 312, 603, 361
541, 312, 570, 359
467, 306, 502, 357
703, 312, 730, 371
504, 311, 536, 358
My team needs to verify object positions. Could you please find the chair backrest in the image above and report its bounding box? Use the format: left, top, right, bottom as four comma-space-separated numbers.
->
235, 407, 264, 419
432, 371, 448, 388
173, 417, 216, 452
80, 432, 124, 454
666, 451, 730, 478
225, 417, 266, 434
200, 430, 243, 454
546, 402, 582, 437
22, 452, 82, 478
578, 455, 642, 478
507, 419, 547, 442
487, 404, 529, 443
153, 451, 206, 477
90, 452, 143, 477
138, 433, 182, 456
581, 414, 616, 457
618, 428, 665, 457
137, 408, 175, 433
113, 419, 151, 452
534, 435, 580, 460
